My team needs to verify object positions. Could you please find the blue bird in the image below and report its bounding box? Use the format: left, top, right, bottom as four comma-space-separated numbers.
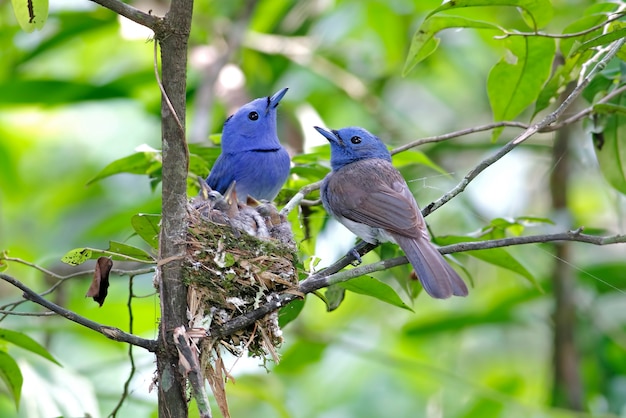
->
315, 126, 468, 299
206, 88, 290, 202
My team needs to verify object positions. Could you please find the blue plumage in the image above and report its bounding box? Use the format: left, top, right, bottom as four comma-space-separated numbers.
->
206, 88, 290, 202
315, 126, 468, 299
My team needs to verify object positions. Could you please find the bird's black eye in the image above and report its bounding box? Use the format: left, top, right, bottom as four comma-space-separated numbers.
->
351, 136, 361, 144
248, 111, 259, 121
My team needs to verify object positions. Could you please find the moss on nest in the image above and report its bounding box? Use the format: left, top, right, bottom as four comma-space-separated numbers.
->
184, 204, 298, 361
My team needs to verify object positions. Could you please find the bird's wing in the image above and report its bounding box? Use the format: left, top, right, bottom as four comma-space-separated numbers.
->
325, 159, 429, 239
206, 154, 235, 194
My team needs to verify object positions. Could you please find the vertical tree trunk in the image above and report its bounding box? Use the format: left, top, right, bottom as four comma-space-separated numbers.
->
549, 85, 584, 410
156, 2, 194, 417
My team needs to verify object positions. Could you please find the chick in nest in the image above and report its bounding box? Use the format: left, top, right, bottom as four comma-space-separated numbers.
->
192, 177, 294, 248
247, 196, 296, 250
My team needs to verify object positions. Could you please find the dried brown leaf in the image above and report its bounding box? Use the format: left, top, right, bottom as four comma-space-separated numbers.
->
85, 257, 113, 306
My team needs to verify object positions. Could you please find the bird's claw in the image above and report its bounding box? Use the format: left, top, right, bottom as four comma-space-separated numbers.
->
348, 248, 362, 266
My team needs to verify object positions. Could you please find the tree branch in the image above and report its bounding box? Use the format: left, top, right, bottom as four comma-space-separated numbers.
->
89, 0, 161, 30
91, 0, 163, 32
494, 12, 625, 40
211, 229, 626, 339
0, 255, 154, 316
0, 273, 157, 352
280, 180, 322, 216
513, 37, 625, 145
0, 310, 56, 316
423, 37, 625, 217
155, 0, 194, 415
391, 121, 529, 155
174, 327, 213, 418
281, 78, 626, 218
109, 275, 139, 417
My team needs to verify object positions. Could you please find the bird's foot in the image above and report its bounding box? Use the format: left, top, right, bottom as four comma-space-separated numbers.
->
348, 248, 362, 266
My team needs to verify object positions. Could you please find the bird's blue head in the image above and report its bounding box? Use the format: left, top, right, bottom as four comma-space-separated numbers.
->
314, 126, 392, 170
221, 87, 288, 153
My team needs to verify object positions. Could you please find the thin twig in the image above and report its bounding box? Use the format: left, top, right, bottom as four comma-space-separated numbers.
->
153, 41, 185, 137
513, 37, 626, 145
282, 78, 624, 217
280, 181, 322, 216
89, 0, 161, 30
174, 327, 213, 418
0, 273, 157, 352
389, 80, 626, 156
0, 310, 56, 316
391, 121, 529, 155
212, 229, 626, 339
1, 256, 155, 280
548, 84, 626, 131
494, 12, 625, 40
0, 257, 154, 316
109, 276, 138, 417
422, 37, 626, 217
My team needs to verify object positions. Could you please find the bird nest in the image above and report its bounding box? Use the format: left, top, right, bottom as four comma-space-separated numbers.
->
183, 191, 299, 365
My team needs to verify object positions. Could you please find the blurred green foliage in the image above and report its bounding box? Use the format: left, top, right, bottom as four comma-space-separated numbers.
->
0, 0, 625, 417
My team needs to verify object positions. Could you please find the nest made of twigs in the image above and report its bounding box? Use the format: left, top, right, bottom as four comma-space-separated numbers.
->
183, 197, 299, 362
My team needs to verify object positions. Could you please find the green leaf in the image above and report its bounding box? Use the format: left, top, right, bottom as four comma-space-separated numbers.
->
131, 214, 161, 249
515, 216, 555, 225
87, 150, 162, 185
437, 235, 539, 288
189, 154, 210, 178
274, 338, 328, 375
188, 144, 221, 178
488, 36, 555, 140
278, 298, 305, 328
0, 329, 61, 366
594, 94, 626, 195
0, 350, 22, 408
560, 13, 609, 57
534, 63, 569, 116
577, 262, 626, 293
61, 241, 155, 266
392, 149, 450, 177
290, 166, 329, 182
593, 103, 626, 117
0, 80, 127, 105
10, 0, 48, 32
426, 0, 553, 30
569, 27, 626, 57
61, 248, 93, 266
324, 284, 346, 312
403, 16, 502, 75
107, 241, 155, 262
536, 12, 618, 116
460, 377, 521, 418
338, 276, 414, 312
403, 291, 536, 337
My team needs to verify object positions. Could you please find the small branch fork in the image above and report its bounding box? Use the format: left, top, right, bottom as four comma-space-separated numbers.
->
0, 10, 622, 415
280, 39, 626, 217
2, 230, 624, 348
211, 229, 626, 339
89, 0, 161, 32
0, 273, 157, 351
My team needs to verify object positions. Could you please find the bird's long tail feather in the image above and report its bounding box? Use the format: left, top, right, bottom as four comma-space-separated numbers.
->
393, 234, 468, 299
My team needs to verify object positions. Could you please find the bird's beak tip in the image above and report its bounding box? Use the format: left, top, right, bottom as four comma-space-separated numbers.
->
313, 126, 337, 143
269, 87, 289, 108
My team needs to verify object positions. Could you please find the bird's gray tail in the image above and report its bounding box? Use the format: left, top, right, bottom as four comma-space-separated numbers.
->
393, 234, 468, 299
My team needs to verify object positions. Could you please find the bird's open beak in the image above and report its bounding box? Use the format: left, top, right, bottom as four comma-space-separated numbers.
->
314, 126, 341, 145
269, 87, 289, 110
